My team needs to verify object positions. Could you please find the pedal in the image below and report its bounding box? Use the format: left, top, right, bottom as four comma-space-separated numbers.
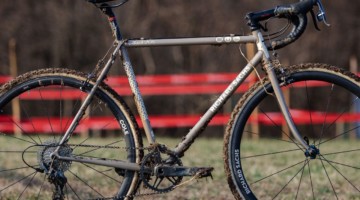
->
194, 167, 214, 179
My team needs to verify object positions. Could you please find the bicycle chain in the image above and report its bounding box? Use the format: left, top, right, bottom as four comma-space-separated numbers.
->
33, 143, 188, 199
63, 143, 176, 199
89, 190, 173, 200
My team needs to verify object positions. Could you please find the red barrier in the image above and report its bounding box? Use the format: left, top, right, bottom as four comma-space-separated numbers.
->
0, 74, 334, 97
0, 74, 358, 131
0, 109, 358, 133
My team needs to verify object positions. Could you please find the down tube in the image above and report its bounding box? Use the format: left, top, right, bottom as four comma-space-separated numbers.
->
174, 51, 263, 157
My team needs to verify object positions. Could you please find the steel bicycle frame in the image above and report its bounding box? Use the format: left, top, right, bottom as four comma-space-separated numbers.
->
53, 6, 310, 171
121, 32, 310, 157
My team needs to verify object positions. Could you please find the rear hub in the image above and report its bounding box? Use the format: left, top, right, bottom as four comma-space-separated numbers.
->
37, 140, 73, 173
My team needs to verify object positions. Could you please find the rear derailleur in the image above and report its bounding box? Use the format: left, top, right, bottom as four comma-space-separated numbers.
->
48, 170, 67, 200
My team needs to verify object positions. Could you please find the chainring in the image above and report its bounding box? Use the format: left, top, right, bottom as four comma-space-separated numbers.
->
140, 150, 183, 193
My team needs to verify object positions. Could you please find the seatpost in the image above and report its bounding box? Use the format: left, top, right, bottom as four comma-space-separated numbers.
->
100, 4, 122, 41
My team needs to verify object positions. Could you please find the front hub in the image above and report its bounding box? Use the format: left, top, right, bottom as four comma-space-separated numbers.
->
305, 144, 320, 159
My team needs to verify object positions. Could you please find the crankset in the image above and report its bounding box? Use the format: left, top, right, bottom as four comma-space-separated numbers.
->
139, 144, 214, 193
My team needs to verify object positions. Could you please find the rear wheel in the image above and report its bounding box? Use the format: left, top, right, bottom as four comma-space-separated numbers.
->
224, 64, 360, 199
0, 68, 143, 199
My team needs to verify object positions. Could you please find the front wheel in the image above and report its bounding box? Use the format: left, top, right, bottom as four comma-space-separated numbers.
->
224, 64, 360, 199
0, 68, 143, 199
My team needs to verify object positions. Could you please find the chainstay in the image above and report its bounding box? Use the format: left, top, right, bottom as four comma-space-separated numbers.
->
40, 143, 171, 199
70, 143, 181, 199
36, 143, 189, 199
67, 143, 150, 151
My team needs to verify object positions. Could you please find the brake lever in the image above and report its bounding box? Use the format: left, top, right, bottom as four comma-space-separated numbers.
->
310, 9, 321, 31
316, 0, 330, 26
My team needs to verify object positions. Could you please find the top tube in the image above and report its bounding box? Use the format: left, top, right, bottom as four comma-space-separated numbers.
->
124, 35, 257, 48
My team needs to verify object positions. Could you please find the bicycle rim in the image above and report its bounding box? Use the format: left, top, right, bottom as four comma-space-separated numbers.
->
0, 69, 140, 199
226, 64, 360, 199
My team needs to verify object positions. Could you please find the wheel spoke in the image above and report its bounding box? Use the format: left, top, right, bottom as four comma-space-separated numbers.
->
244, 130, 302, 144
232, 69, 360, 199
0, 150, 36, 153
0, 171, 37, 192
81, 163, 121, 183
0, 133, 37, 145
0, 165, 37, 173
320, 155, 360, 192
61, 95, 113, 137
38, 88, 55, 135
303, 81, 316, 144
317, 84, 334, 148
67, 182, 82, 200
71, 137, 90, 151
19, 101, 42, 144
259, 107, 305, 153
59, 84, 63, 139
65, 184, 69, 200
295, 160, 307, 200
17, 171, 37, 200
4, 117, 38, 145
319, 125, 360, 145
0, 73, 136, 199
72, 97, 117, 136
321, 97, 359, 139
61, 93, 84, 134
251, 160, 305, 185
272, 159, 309, 199
70, 118, 119, 151
36, 174, 47, 200
319, 157, 339, 199
307, 161, 315, 200
241, 148, 301, 159
318, 156, 360, 170
322, 148, 360, 156
68, 169, 104, 198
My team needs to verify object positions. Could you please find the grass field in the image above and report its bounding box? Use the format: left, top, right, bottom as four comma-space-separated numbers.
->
0, 136, 359, 199
0, 136, 233, 200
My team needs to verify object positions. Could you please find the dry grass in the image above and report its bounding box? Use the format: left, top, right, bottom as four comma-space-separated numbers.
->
0, 136, 359, 199
135, 137, 234, 200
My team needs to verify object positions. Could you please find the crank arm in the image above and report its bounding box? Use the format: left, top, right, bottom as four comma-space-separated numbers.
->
57, 155, 144, 172
154, 165, 213, 178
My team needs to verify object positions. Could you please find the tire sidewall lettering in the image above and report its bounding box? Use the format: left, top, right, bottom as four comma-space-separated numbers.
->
234, 149, 251, 195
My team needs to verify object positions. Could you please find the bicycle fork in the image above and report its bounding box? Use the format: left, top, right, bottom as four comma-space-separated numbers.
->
254, 30, 313, 153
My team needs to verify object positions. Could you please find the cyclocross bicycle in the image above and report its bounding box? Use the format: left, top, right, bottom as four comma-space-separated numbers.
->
0, 0, 359, 199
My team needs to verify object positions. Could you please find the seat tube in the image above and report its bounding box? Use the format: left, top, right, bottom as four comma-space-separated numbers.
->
120, 46, 156, 144
253, 30, 310, 150
101, 5, 156, 144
